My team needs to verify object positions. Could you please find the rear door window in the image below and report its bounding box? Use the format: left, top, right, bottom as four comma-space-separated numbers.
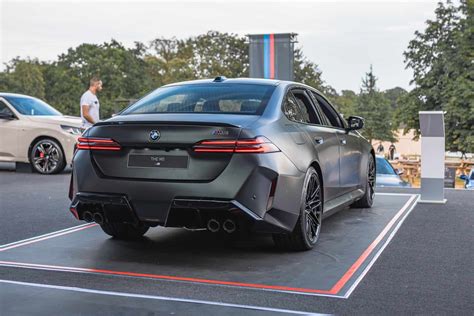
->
291, 90, 322, 125
282, 93, 305, 123
310, 91, 345, 129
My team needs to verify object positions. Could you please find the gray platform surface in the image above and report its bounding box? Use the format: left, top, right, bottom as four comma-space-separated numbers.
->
0, 170, 472, 314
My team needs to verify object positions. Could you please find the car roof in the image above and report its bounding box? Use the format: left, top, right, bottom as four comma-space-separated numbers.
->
162, 77, 326, 97
163, 77, 283, 87
0, 92, 34, 98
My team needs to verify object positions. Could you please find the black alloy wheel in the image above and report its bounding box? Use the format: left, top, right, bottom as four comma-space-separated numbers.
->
30, 139, 66, 174
273, 167, 323, 251
367, 155, 376, 203
304, 171, 323, 244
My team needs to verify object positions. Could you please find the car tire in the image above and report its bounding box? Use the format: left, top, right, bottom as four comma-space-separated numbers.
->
100, 223, 149, 240
273, 167, 323, 251
351, 154, 375, 208
29, 138, 66, 174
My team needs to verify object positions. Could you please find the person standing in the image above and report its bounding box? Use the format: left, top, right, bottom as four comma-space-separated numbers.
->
80, 77, 102, 128
389, 143, 396, 160
376, 142, 384, 154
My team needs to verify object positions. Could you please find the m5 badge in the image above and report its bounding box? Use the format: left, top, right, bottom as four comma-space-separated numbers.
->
212, 130, 229, 136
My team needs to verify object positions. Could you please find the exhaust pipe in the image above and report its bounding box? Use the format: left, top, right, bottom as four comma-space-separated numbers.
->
222, 219, 236, 234
83, 211, 93, 223
207, 219, 220, 233
93, 213, 104, 225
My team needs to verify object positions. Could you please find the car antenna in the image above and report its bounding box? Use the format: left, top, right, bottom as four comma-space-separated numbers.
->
213, 76, 227, 82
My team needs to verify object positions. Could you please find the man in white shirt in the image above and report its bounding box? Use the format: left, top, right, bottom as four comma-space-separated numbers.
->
80, 77, 102, 128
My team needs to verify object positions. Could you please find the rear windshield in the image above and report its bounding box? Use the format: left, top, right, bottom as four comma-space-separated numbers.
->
122, 84, 276, 115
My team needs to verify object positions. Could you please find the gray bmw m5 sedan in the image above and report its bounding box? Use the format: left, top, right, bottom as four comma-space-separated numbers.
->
69, 77, 375, 251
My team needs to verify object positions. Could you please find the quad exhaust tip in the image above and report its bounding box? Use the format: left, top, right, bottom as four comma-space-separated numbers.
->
222, 219, 236, 234
93, 213, 104, 225
83, 211, 93, 223
207, 219, 220, 233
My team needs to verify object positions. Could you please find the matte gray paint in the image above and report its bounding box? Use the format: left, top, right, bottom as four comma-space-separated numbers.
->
71, 78, 373, 233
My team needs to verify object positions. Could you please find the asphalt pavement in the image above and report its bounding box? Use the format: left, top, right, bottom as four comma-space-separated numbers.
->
0, 166, 473, 315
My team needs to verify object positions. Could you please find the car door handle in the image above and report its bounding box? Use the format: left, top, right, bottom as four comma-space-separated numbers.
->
314, 137, 324, 145
340, 138, 347, 145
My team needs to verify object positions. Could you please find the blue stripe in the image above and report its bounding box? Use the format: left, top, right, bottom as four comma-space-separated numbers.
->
263, 34, 269, 79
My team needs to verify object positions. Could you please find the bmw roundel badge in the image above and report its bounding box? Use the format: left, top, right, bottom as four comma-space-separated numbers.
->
149, 130, 160, 141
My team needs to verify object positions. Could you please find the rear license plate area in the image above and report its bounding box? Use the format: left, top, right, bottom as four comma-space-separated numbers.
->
128, 155, 188, 168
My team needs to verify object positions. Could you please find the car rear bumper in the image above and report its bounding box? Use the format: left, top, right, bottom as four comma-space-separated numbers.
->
70, 150, 305, 233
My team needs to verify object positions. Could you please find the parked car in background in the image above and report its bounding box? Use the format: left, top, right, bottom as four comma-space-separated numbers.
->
375, 155, 411, 188
460, 170, 474, 190
0, 93, 83, 174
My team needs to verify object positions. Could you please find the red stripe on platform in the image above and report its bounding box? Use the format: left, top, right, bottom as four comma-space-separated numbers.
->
0, 260, 332, 295
269, 34, 275, 79
0, 195, 417, 296
329, 195, 416, 293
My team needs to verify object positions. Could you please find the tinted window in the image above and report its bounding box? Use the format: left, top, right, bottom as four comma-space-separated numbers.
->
123, 84, 275, 115
5, 96, 61, 116
282, 93, 305, 122
376, 157, 396, 175
292, 90, 322, 125
310, 92, 343, 128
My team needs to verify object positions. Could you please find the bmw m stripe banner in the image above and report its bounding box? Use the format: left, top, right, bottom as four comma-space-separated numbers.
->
249, 33, 296, 81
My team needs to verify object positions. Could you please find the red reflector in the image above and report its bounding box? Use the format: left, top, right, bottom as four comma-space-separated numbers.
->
77, 137, 121, 151
193, 136, 279, 154
69, 207, 79, 220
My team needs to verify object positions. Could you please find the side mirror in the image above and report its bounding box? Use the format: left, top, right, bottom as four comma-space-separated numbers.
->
346, 116, 364, 131
0, 112, 15, 120
395, 168, 404, 176
460, 174, 467, 180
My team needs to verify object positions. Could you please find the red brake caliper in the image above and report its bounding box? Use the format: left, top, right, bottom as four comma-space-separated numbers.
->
40, 152, 44, 158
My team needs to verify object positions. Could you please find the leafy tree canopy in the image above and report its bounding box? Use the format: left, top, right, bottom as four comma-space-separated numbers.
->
398, 0, 473, 153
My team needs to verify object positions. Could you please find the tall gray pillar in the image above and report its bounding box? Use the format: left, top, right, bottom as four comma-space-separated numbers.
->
419, 111, 447, 204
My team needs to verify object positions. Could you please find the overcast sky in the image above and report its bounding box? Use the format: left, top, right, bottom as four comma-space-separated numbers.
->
0, 0, 438, 92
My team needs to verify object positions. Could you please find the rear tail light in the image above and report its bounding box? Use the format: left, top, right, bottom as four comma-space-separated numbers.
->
77, 137, 121, 151
193, 136, 280, 154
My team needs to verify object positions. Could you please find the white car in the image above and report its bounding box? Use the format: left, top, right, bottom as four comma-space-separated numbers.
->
0, 93, 83, 174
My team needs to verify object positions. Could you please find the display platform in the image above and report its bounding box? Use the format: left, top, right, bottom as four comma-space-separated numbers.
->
0, 193, 418, 298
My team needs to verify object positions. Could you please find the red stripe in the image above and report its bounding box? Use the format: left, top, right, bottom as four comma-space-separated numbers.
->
0, 260, 332, 295
0, 195, 416, 296
329, 195, 416, 293
269, 34, 275, 79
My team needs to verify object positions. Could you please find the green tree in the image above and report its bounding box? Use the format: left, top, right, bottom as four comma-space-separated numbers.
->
383, 87, 407, 111
0, 32, 341, 118
333, 89, 358, 118
355, 66, 397, 144
52, 40, 150, 117
146, 37, 196, 87
2, 58, 46, 99
398, 0, 474, 153
186, 31, 249, 78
